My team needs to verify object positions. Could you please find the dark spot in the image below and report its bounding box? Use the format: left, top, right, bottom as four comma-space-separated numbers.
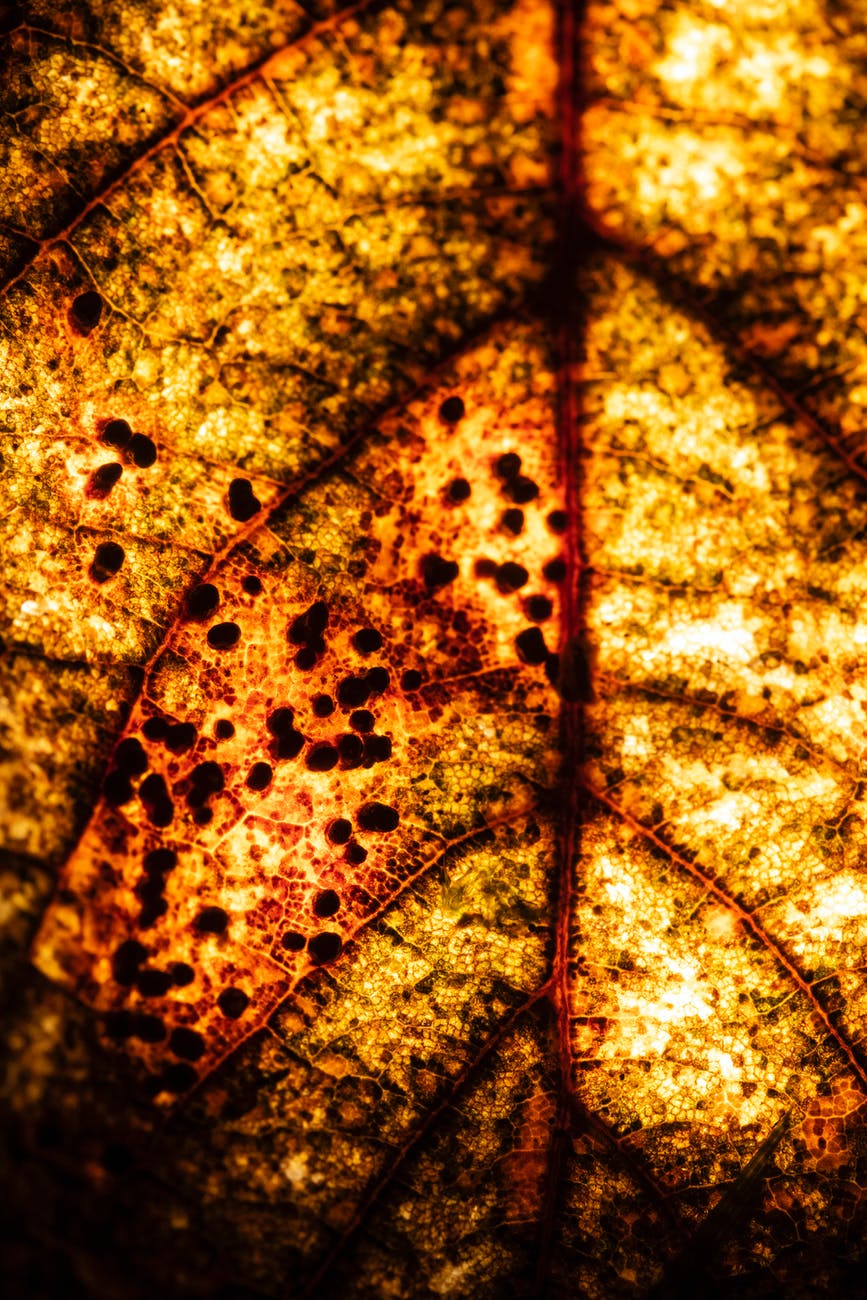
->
272, 729, 305, 760
349, 709, 374, 733
366, 667, 389, 695
194, 906, 228, 935
142, 716, 169, 741
188, 761, 224, 807
446, 477, 471, 502
101, 1143, 134, 1176
70, 290, 103, 334
193, 807, 213, 825
138, 897, 168, 928
352, 627, 382, 654
308, 932, 342, 964
90, 540, 125, 583
547, 509, 568, 533
246, 761, 273, 791
356, 801, 399, 833
216, 987, 249, 1019
128, 433, 157, 468
327, 818, 352, 845
144, 848, 176, 876
401, 669, 422, 691
170, 961, 195, 987
207, 621, 241, 650
474, 557, 497, 579
186, 584, 219, 620
165, 722, 196, 753
294, 646, 319, 671
515, 626, 548, 665
163, 1063, 198, 1093
214, 719, 235, 740
242, 575, 262, 595
87, 462, 123, 499
105, 1010, 135, 1041
267, 707, 295, 736
101, 419, 132, 449
508, 476, 539, 504
104, 770, 133, 806
337, 674, 369, 709
313, 693, 334, 717
139, 773, 174, 827
501, 507, 524, 535
112, 939, 148, 986
495, 452, 521, 480
495, 561, 529, 593
136, 968, 173, 997
338, 733, 364, 768
306, 742, 338, 772
280, 930, 306, 951
313, 889, 340, 918
115, 737, 148, 775
345, 841, 368, 864
526, 595, 553, 622
131, 1013, 166, 1044
288, 600, 328, 645
363, 734, 392, 764
227, 478, 261, 522
422, 553, 459, 590
543, 558, 567, 583
169, 1027, 206, 1062
439, 395, 465, 422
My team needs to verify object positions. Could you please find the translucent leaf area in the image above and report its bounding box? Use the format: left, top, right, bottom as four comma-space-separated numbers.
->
4, 0, 867, 1296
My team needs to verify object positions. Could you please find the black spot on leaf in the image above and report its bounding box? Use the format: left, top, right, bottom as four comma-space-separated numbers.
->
128, 433, 157, 468
515, 626, 548, 665
228, 478, 261, 522
87, 462, 122, 499
70, 290, 103, 334
194, 906, 228, 935
308, 932, 342, 964
313, 889, 340, 918
90, 541, 124, 583
439, 395, 465, 422
356, 801, 399, 832
422, 553, 459, 590
246, 761, 273, 791
207, 621, 241, 650
169, 1028, 205, 1062
217, 987, 249, 1019
186, 584, 219, 620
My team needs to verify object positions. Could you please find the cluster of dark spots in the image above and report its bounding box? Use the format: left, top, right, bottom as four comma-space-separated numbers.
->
515, 626, 548, 665
227, 478, 261, 522
313, 889, 340, 918
495, 561, 529, 593
356, 801, 399, 832
246, 761, 273, 791
267, 706, 304, 760
526, 595, 553, 622
242, 575, 262, 596
139, 773, 174, 827
306, 742, 338, 772
543, 557, 567, 583
445, 476, 471, 503
70, 289, 103, 335
337, 666, 388, 709
105, 1009, 166, 1044
439, 395, 465, 423
186, 761, 224, 816
136, 846, 177, 928
112, 939, 148, 986
288, 599, 328, 669
89, 540, 125, 583
547, 509, 568, 534
345, 841, 367, 864
207, 621, 241, 651
86, 462, 122, 499
352, 626, 383, 654
280, 930, 306, 951
186, 583, 220, 620
214, 719, 235, 740
327, 818, 352, 845
217, 987, 249, 1019
194, 905, 228, 934
501, 507, 523, 535
401, 669, 423, 691
127, 433, 157, 468
308, 931, 342, 964
101, 419, 132, 449
313, 693, 334, 717
421, 553, 459, 591
169, 1027, 205, 1061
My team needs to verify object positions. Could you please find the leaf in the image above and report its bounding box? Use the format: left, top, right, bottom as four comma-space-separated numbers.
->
5, 0, 867, 1296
